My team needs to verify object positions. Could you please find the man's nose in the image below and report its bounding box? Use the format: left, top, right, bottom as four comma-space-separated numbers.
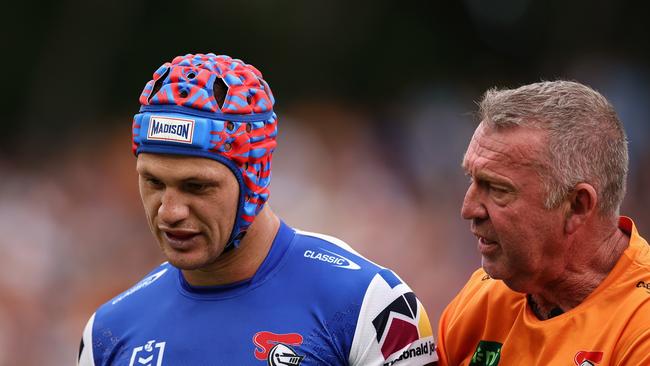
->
461, 182, 488, 221
158, 189, 189, 225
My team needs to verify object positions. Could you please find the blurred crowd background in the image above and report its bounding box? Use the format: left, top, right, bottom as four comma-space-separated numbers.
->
3, 1, 650, 364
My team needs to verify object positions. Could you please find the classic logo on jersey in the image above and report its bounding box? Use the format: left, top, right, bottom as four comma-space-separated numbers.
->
373, 292, 435, 362
253, 331, 304, 365
147, 116, 194, 144
469, 340, 502, 366
129, 340, 166, 366
112, 268, 169, 305
636, 280, 650, 294
574, 351, 603, 366
303, 248, 360, 270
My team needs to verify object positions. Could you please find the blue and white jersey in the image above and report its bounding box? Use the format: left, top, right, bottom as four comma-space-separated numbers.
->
78, 222, 437, 366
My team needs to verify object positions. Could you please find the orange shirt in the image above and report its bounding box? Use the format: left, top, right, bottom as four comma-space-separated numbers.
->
437, 217, 650, 366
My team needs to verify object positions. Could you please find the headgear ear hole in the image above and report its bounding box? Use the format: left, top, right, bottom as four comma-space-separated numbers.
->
148, 68, 170, 103
213, 77, 228, 109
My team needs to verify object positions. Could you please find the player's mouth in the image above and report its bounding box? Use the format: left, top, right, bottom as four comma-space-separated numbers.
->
160, 228, 200, 250
476, 235, 499, 255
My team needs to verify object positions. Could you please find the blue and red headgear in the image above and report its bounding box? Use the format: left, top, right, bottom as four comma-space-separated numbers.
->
132, 53, 278, 249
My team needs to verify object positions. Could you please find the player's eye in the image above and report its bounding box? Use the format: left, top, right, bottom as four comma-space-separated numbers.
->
183, 181, 211, 193
488, 183, 514, 205
145, 177, 164, 188
490, 184, 509, 194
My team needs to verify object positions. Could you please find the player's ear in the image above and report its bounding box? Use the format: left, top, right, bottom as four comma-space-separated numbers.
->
564, 183, 598, 235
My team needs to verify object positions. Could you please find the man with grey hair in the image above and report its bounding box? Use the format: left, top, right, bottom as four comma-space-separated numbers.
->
436, 81, 650, 365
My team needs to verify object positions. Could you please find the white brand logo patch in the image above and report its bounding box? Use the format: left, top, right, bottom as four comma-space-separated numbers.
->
129, 340, 166, 366
303, 248, 361, 270
147, 116, 194, 144
112, 268, 168, 305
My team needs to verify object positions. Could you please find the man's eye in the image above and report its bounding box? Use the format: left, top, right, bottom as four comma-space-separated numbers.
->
489, 185, 511, 198
146, 178, 163, 187
490, 185, 508, 193
184, 182, 209, 192
489, 185, 514, 204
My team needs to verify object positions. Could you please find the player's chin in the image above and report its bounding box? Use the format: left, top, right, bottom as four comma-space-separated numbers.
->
480, 257, 507, 280
165, 253, 209, 271
158, 242, 202, 267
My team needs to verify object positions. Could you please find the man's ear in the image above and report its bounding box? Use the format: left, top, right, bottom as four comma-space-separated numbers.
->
565, 183, 598, 235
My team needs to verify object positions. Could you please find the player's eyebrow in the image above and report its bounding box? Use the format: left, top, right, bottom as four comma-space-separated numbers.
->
462, 161, 515, 188
476, 171, 514, 187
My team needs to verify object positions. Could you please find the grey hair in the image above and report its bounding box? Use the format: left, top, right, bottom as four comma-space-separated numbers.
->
478, 80, 628, 216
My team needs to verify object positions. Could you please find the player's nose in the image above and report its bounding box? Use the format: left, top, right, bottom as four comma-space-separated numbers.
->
461, 182, 487, 221
158, 189, 190, 225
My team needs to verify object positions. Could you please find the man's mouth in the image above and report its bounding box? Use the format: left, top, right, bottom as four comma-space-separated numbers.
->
160, 228, 200, 249
165, 231, 197, 240
478, 236, 498, 245
477, 235, 499, 255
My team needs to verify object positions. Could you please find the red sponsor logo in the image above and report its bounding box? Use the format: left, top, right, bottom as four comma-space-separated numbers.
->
574, 351, 603, 365
253, 331, 303, 360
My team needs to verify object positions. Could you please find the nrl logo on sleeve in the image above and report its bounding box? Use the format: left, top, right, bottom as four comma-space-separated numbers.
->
129, 340, 166, 366
147, 116, 195, 144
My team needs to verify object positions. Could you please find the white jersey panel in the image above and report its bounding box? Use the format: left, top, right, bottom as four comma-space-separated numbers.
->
78, 312, 95, 366
349, 273, 438, 366
294, 229, 365, 258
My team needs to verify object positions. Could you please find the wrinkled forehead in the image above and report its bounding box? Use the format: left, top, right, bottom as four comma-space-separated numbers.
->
462, 122, 548, 172
136, 152, 233, 179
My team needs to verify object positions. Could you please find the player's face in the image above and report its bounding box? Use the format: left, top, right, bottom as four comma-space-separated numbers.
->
461, 123, 568, 292
136, 153, 239, 271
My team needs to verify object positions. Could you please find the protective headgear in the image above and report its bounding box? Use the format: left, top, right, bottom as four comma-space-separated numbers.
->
132, 53, 278, 249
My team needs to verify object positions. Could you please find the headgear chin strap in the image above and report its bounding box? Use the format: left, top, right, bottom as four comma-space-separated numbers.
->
132, 53, 278, 249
